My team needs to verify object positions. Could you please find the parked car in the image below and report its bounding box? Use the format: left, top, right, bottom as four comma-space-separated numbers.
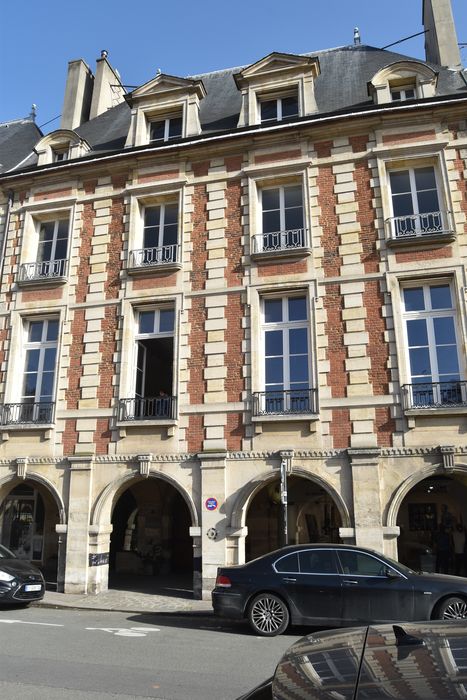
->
0, 544, 45, 605
237, 620, 467, 699
212, 544, 467, 636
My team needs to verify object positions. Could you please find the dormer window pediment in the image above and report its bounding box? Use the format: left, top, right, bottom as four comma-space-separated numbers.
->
234, 52, 320, 127
35, 130, 90, 166
125, 73, 206, 148
368, 61, 438, 105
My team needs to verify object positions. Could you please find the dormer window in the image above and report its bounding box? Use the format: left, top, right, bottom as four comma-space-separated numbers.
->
259, 92, 299, 124
390, 85, 416, 102
149, 114, 183, 143
53, 148, 69, 162
35, 129, 90, 166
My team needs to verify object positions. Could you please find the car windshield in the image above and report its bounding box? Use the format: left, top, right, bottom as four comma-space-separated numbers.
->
0, 544, 15, 559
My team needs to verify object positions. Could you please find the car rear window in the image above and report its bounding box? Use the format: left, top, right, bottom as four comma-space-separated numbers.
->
275, 553, 299, 573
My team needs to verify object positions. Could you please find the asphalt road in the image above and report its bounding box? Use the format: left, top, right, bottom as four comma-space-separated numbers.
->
0, 606, 302, 699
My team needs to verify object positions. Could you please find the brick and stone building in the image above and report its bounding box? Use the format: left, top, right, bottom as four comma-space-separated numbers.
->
0, 0, 466, 597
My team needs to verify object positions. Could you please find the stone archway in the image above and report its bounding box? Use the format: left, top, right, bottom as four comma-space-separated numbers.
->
388, 465, 467, 574
233, 469, 349, 562
0, 474, 64, 584
92, 472, 198, 596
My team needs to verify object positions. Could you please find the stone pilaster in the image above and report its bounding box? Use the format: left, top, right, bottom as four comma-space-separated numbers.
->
199, 451, 227, 598
348, 447, 384, 551
63, 455, 93, 593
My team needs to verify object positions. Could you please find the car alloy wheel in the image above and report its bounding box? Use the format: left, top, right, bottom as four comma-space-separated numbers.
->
248, 593, 289, 636
438, 597, 467, 620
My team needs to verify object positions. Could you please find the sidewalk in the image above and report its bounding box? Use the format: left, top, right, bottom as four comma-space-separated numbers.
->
34, 587, 214, 615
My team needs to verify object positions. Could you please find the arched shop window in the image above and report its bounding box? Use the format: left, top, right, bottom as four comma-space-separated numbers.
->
0, 484, 45, 561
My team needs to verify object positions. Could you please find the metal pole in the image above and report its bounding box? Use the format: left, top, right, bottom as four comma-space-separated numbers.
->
280, 460, 288, 546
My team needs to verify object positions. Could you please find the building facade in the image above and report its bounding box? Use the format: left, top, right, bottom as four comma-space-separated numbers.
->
0, 0, 466, 598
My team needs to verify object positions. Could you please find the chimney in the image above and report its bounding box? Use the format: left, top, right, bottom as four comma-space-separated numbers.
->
423, 0, 462, 69
60, 59, 94, 130
89, 50, 126, 120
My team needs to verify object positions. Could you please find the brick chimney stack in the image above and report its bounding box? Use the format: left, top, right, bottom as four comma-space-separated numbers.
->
423, 0, 462, 69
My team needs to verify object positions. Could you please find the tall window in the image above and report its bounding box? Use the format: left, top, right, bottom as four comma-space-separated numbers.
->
149, 116, 183, 143
261, 295, 311, 413
129, 307, 175, 419
135, 203, 178, 267
402, 282, 463, 407
388, 166, 444, 238
260, 93, 299, 123
260, 185, 304, 252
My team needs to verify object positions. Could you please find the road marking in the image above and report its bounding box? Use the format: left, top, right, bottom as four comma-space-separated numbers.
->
85, 627, 160, 637
0, 619, 63, 627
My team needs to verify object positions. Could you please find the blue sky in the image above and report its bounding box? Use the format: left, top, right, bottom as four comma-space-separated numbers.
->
1, 0, 466, 131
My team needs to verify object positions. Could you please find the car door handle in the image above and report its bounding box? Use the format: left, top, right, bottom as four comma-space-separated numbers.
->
343, 579, 359, 585
282, 577, 297, 583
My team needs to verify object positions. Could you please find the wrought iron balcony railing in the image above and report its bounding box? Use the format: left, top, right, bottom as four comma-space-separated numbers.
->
251, 228, 309, 255
385, 211, 453, 242
1, 402, 55, 425
119, 395, 177, 421
18, 259, 68, 283
252, 389, 317, 417
129, 244, 180, 269
402, 381, 467, 410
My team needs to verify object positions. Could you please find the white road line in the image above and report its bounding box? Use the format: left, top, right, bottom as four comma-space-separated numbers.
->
0, 619, 63, 627
85, 627, 160, 637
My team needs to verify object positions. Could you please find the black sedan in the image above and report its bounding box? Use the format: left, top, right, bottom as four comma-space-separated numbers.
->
238, 620, 467, 699
0, 544, 45, 604
212, 543, 467, 636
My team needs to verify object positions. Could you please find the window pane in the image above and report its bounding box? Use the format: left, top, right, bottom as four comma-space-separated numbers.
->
144, 226, 159, 248
57, 220, 69, 236
162, 224, 178, 247
38, 241, 53, 262
43, 348, 56, 372
284, 186, 302, 208
168, 117, 182, 139
275, 553, 299, 573
260, 100, 277, 122
145, 207, 160, 227
23, 374, 37, 397
39, 222, 55, 242
28, 322, 44, 342
139, 311, 154, 334
289, 327, 308, 354
299, 550, 337, 574
407, 319, 428, 347
417, 190, 440, 214
284, 207, 303, 230
338, 551, 384, 576
288, 297, 307, 321
414, 167, 437, 191
430, 285, 452, 310
392, 193, 414, 217
264, 299, 282, 323
265, 357, 283, 385
46, 320, 59, 341
437, 346, 460, 375
403, 287, 425, 312
54, 239, 68, 260
265, 330, 283, 356
389, 171, 410, 195
159, 309, 175, 333
164, 204, 178, 226
39, 372, 55, 399
263, 210, 281, 233
409, 347, 431, 377
290, 355, 308, 383
281, 95, 299, 118
434, 317, 456, 345
262, 189, 280, 211
25, 349, 40, 373
150, 121, 165, 141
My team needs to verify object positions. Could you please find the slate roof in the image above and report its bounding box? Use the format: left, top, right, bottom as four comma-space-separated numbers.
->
0, 119, 42, 173
5, 44, 467, 172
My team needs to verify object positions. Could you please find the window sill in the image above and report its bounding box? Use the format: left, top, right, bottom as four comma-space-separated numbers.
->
1, 423, 54, 440
405, 405, 467, 428
126, 261, 182, 276
252, 413, 318, 434
251, 247, 312, 262
116, 418, 177, 438
386, 231, 455, 248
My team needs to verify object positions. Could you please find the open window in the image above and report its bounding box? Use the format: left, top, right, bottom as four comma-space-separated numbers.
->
119, 306, 176, 421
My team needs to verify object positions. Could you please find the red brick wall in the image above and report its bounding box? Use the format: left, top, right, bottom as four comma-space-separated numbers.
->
319, 165, 341, 277
191, 184, 208, 291
315, 141, 332, 158
105, 197, 124, 300
255, 149, 301, 164
364, 280, 390, 396
21, 288, 63, 302
132, 273, 179, 290
225, 293, 244, 403
62, 419, 78, 454
98, 305, 117, 409
67, 309, 85, 409
354, 160, 379, 274
76, 202, 94, 303
331, 408, 351, 449
395, 247, 452, 264
94, 418, 112, 455
324, 284, 347, 399
188, 296, 207, 404
257, 259, 308, 276
226, 413, 243, 451
187, 414, 204, 453
225, 179, 243, 286
375, 407, 395, 448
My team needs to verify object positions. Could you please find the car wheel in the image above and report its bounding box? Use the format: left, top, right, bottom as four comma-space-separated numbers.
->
436, 597, 467, 620
248, 593, 289, 636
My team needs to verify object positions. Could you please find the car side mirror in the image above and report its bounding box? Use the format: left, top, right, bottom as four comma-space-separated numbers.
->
385, 567, 401, 578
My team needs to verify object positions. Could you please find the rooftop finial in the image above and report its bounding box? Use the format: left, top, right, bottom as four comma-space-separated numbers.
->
101, 49, 109, 59
354, 27, 361, 46
29, 104, 37, 122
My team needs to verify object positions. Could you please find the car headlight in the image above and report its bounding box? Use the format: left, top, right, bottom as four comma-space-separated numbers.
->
0, 570, 15, 582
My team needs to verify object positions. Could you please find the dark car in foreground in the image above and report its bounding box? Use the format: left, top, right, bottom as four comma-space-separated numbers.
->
212, 544, 467, 636
238, 620, 467, 699
0, 544, 45, 604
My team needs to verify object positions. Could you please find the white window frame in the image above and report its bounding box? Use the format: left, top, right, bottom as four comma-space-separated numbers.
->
257, 89, 300, 124
401, 279, 466, 407
20, 203, 74, 280
147, 112, 183, 144
21, 318, 59, 405
390, 85, 416, 102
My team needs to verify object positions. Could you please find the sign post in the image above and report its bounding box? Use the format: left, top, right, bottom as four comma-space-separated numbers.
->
280, 460, 288, 546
